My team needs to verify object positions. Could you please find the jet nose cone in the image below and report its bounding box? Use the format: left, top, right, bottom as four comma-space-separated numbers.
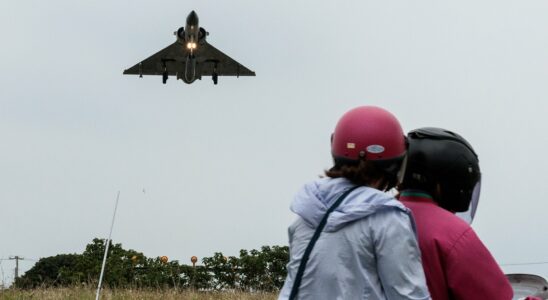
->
187, 10, 199, 26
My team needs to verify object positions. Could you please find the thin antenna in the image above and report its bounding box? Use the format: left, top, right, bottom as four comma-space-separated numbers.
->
501, 261, 548, 266
95, 191, 121, 300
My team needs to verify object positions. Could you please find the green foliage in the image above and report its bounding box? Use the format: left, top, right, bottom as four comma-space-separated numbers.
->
202, 253, 237, 290
75, 238, 144, 287
237, 246, 289, 291
15, 254, 81, 288
14, 239, 289, 292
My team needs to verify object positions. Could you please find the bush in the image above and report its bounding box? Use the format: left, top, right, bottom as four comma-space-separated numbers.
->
15, 239, 289, 292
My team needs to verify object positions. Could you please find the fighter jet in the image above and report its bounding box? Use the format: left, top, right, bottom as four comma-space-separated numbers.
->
123, 11, 255, 85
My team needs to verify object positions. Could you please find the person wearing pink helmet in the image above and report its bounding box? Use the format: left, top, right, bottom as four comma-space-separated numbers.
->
398, 127, 513, 299
278, 106, 430, 300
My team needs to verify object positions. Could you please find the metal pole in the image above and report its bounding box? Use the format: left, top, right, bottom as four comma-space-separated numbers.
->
95, 191, 120, 300
14, 257, 18, 279
0, 259, 6, 289
8, 256, 23, 281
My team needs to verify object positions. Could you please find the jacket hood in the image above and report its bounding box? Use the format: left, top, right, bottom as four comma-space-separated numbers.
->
291, 177, 408, 232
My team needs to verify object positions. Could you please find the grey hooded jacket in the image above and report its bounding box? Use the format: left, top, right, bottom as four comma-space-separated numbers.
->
278, 178, 430, 300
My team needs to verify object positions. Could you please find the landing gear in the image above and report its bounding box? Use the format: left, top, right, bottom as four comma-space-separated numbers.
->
162, 61, 168, 84
212, 62, 218, 85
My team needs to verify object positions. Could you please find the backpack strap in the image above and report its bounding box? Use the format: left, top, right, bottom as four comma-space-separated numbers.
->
289, 185, 360, 300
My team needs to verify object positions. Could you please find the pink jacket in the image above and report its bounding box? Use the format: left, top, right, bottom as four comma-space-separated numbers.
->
400, 193, 513, 300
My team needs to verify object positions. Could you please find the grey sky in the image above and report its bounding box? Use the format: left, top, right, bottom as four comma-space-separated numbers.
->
1, 0, 548, 285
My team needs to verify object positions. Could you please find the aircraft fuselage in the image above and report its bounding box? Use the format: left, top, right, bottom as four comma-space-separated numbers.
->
184, 11, 199, 45
174, 11, 205, 83
175, 11, 204, 51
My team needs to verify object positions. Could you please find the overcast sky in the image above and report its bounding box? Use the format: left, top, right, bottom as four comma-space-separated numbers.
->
1, 0, 548, 286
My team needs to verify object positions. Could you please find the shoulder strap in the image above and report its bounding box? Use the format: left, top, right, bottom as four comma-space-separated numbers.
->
289, 185, 360, 300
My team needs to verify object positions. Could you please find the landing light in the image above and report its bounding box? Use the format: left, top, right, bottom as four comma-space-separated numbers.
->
186, 42, 197, 50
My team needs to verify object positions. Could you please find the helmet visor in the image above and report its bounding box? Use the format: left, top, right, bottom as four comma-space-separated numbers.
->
456, 179, 481, 224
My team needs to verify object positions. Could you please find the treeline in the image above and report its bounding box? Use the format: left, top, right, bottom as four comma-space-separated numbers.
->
15, 238, 289, 291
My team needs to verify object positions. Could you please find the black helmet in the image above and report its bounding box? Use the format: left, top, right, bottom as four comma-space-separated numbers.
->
403, 127, 481, 215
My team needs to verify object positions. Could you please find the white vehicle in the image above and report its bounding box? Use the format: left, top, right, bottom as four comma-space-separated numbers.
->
507, 274, 548, 300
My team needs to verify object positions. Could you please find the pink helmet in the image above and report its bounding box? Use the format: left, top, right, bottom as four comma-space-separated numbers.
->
331, 106, 406, 163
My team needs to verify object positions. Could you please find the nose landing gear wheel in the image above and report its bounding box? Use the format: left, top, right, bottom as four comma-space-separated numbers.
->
212, 72, 218, 85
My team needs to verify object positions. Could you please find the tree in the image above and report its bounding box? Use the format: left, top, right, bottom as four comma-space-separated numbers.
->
15, 238, 289, 291
14, 254, 81, 288
75, 238, 144, 287
262, 245, 289, 290
202, 253, 237, 290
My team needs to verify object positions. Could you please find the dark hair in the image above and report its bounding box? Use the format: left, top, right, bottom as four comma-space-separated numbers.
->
397, 176, 436, 196
325, 159, 396, 191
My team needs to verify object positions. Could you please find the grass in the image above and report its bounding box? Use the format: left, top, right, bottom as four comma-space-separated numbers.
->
0, 287, 278, 300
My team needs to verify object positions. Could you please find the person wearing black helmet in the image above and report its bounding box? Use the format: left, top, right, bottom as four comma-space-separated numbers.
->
399, 127, 513, 300
278, 106, 430, 300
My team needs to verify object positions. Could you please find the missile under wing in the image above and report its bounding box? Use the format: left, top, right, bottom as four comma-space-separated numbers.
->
123, 11, 255, 85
